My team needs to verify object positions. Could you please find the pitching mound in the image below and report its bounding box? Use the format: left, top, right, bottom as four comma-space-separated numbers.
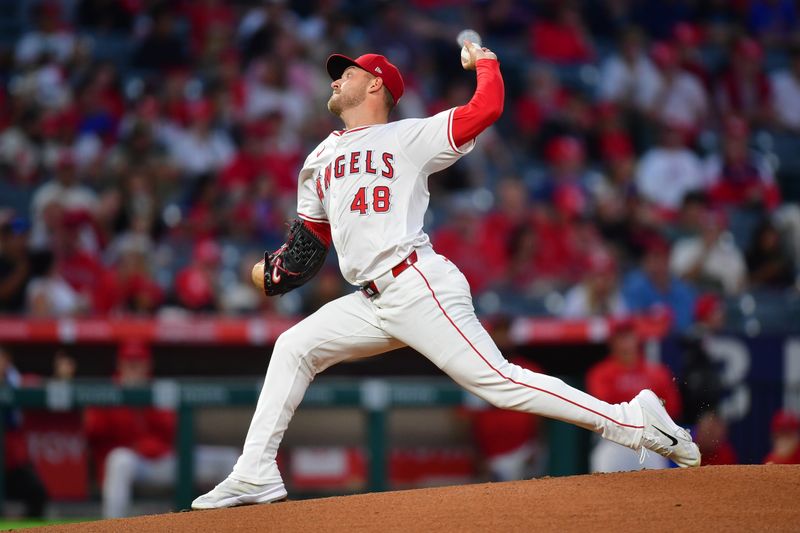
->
30, 465, 800, 532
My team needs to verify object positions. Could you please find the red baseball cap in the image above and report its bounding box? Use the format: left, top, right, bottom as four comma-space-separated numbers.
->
611, 317, 637, 336
326, 53, 404, 104
694, 293, 722, 322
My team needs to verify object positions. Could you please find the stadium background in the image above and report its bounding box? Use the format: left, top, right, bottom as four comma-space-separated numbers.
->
0, 0, 799, 521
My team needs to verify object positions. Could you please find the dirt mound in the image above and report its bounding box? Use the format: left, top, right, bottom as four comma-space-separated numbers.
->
29, 465, 800, 532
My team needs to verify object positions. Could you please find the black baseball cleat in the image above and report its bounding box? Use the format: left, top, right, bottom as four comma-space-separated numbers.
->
635, 389, 701, 468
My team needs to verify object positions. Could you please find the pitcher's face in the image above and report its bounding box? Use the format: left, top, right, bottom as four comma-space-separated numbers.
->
327, 66, 370, 116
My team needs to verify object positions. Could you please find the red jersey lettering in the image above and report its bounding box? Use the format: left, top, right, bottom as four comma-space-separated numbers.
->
381, 153, 394, 179
334, 155, 345, 178
365, 150, 377, 174
349, 151, 361, 174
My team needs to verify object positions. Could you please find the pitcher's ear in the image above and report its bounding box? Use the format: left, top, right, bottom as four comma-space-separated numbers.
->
368, 76, 384, 94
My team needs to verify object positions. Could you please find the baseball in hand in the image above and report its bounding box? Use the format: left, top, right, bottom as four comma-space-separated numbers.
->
456, 30, 482, 70
252, 259, 265, 291
457, 29, 482, 50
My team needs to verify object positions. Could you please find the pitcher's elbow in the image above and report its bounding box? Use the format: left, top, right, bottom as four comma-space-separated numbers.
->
489, 102, 504, 123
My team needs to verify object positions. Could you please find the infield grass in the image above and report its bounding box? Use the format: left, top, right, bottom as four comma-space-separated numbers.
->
0, 518, 94, 530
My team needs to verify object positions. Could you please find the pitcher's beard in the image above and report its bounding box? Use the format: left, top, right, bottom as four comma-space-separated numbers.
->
327, 91, 365, 116
326, 96, 340, 115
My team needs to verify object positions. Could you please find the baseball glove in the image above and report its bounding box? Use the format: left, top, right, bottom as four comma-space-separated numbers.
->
263, 219, 328, 296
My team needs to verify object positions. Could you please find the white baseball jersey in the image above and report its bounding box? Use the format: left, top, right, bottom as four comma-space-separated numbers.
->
296, 108, 475, 286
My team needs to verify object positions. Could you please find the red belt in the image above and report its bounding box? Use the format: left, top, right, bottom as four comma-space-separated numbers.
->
361, 251, 418, 298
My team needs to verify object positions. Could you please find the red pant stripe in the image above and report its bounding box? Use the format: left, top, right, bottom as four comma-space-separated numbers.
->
411, 264, 644, 430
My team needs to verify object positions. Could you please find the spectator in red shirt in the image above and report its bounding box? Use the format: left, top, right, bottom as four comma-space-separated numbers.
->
160, 70, 192, 127
694, 411, 738, 465
715, 38, 773, 128
483, 178, 531, 239
595, 102, 635, 165
432, 201, 506, 293
704, 117, 781, 212
513, 65, 567, 150
535, 136, 593, 220
213, 50, 248, 124
53, 210, 119, 315
587, 319, 682, 472
184, 174, 223, 243
84, 341, 176, 517
173, 239, 222, 312
219, 121, 269, 194
672, 23, 712, 91
503, 209, 593, 294
115, 241, 164, 315
84, 341, 237, 517
764, 410, 800, 465
258, 112, 303, 197
530, 1, 594, 65
184, 0, 235, 57
478, 177, 532, 275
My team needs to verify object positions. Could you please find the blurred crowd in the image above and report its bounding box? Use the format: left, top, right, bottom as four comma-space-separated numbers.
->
0, 0, 799, 331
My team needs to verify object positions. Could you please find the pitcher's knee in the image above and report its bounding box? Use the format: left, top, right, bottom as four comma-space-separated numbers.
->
463, 382, 523, 411
486, 393, 526, 411
272, 328, 316, 373
273, 328, 304, 358
105, 447, 138, 478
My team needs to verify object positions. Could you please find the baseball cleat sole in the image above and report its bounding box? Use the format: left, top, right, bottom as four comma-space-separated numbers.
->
191, 478, 288, 510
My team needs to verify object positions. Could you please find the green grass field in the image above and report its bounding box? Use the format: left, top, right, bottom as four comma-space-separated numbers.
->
0, 518, 93, 530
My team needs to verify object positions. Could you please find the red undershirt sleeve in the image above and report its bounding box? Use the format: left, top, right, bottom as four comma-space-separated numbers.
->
303, 219, 332, 247
451, 59, 505, 147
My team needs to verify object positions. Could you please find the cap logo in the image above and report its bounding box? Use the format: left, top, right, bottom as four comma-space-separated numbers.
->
374, 66, 383, 73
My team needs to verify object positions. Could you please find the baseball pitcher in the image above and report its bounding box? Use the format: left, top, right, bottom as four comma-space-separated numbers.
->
192, 40, 700, 510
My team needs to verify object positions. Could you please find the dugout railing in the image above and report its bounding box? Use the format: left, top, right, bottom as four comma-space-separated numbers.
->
0, 377, 586, 513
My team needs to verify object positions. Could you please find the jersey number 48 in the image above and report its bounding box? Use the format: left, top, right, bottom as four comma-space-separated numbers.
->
351, 186, 391, 215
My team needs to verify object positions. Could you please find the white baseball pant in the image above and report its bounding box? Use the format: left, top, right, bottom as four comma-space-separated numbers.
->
231, 247, 645, 484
